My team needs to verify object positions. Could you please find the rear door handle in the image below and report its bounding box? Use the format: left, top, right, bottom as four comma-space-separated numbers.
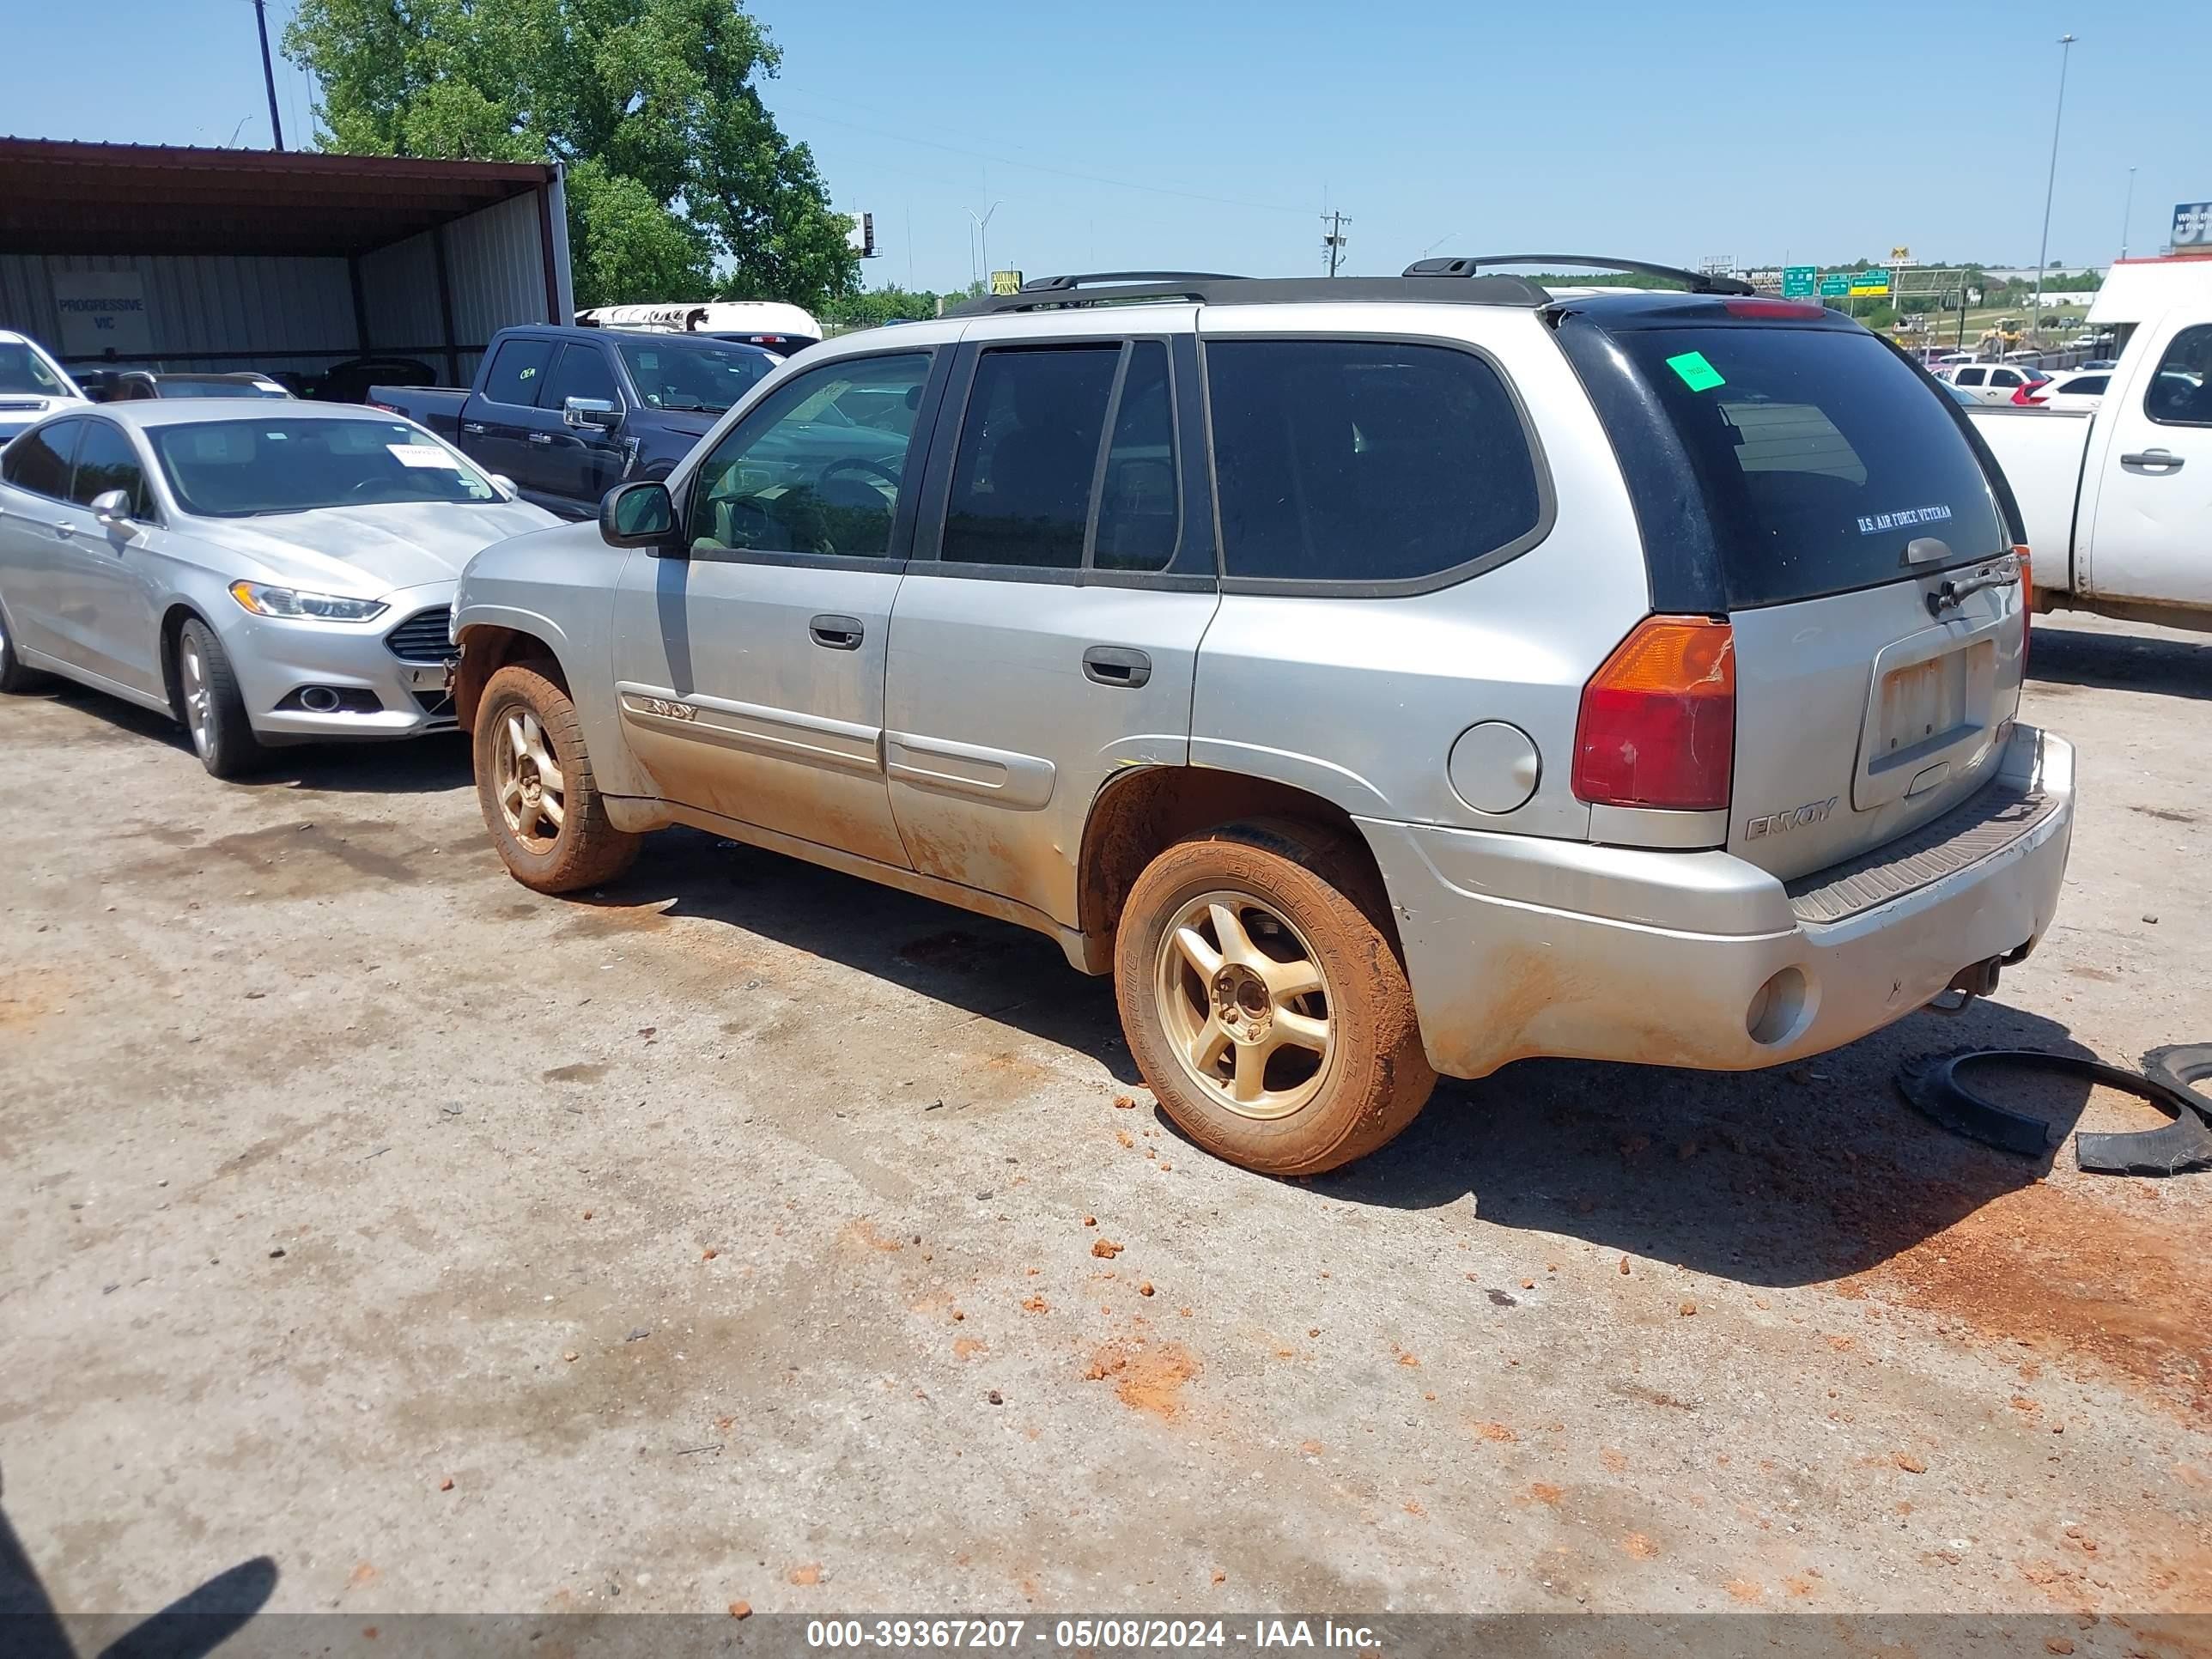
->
2120, 449, 2184, 471
1082, 645, 1152, 688
526, 432, 553, 446
809, 613, 864, 651
462, 422, 486, 435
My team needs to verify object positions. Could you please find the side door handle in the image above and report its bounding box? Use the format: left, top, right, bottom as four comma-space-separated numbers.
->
526, 432, 554, 446
462, 422, 487, 435
52, 520, 76, 539
2120, 449, 2184, 471
1082, 645, 1152, 689
809, 613, 864, 651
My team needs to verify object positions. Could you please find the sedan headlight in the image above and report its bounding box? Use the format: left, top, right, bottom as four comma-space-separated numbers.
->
228, 580, 388, 623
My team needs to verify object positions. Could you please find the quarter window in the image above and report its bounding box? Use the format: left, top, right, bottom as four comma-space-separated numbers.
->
686, 352, 932, 559
1206, 339, 1543, 584
69, 421, 152, 517
1, 418, 82, 499
481, 338, 555, 407
2146, 324, 2212, 426
1095, 343, 1179, 573
942, 346, 1121, 568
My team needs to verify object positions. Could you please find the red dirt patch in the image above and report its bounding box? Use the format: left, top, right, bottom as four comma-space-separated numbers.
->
1852, 1181, 2211, 1417
1085, 1333, 1200, 1419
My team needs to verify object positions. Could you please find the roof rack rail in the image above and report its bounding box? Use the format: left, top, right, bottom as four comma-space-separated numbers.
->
1403, 253, 1756, 297
945, 270, 1246, 317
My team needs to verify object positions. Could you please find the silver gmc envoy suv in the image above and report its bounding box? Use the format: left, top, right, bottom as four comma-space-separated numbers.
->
451, 258, 2074, 1176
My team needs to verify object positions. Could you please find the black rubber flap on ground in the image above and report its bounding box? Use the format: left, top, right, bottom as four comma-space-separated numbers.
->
1897, 1047, 2212, 1175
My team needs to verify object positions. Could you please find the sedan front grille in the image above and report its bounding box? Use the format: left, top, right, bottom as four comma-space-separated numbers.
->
385, 610, 452, 663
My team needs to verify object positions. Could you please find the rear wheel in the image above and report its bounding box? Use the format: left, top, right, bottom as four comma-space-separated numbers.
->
0, 599, 43, 694
1115, 820, 1436, 1176
475, 662, 640, 894
176, 618, 264, 779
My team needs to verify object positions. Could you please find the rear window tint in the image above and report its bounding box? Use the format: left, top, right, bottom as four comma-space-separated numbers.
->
1206, 339, 1542, 585
1614, 326, 2005, 607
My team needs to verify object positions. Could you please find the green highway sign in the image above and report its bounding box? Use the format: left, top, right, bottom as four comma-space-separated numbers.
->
1818, 274, 1851, 296
1781, 265, 1816, 298
1846, 269, 1891, 296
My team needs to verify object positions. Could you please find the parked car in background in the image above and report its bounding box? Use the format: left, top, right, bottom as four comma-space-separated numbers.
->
95, 371, 294, 402
2077, 357, 2118, 371
2038, 371, 2108, 414
0, 331, 88, 448
370, 325, 780, 520
1938, 362, 2051, 404
1968, 276, 2212, 635
0, 401, 555, 776
575, 300, 822, 354
451, 260, 2069, 1177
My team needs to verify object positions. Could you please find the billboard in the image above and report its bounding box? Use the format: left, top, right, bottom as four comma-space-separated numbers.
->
2173, 203, 2212, 249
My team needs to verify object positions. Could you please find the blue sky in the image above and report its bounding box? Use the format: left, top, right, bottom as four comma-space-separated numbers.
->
8, 1, 2206, 292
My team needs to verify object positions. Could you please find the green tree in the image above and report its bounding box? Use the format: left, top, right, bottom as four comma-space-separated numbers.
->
284, 0, 860, 311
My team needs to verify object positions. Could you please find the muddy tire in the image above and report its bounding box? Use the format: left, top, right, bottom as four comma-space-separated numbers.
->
177, 617, 264, 780
474, 662, 641, 894
1115, 818, 1436, 1176
0, 597, 43, 694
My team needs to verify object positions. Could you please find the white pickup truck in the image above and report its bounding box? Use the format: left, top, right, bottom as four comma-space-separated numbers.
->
1966, 257, 2212, 634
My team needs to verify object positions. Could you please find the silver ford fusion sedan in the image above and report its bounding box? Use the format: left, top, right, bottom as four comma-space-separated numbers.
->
0, 399, 557, 776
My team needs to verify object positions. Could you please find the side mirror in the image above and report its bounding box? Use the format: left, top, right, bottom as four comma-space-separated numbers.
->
488, 473, 519, 498
564, 396, 620, 431
600, 479, 675, 549
91, 489, 134, 528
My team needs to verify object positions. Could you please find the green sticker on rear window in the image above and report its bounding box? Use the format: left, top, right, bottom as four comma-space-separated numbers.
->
1665, 349, 1726, 392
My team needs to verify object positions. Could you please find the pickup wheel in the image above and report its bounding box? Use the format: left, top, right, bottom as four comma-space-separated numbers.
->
1115, 820, 1436, 1176
474, 663, 640, 894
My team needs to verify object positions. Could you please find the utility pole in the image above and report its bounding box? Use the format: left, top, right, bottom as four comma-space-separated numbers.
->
2120, 164, 2136, 259
2031, 32, 2075, 342
252, 0, 286, 151
1322, 210, 1351, 277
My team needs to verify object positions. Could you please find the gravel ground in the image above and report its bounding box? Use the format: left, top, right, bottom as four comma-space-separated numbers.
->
1, 612, 2206, 1626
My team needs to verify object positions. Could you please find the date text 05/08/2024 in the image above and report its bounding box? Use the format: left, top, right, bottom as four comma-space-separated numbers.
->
804, 1619, 1382, 1651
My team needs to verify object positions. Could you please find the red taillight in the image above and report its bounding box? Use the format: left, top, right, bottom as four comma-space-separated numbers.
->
1724, 298, 1826, 320
367, 400, 399, 413
2016, 546, 2033, 672
1572, 617, 1736, 811
2010, 384, 2048, 405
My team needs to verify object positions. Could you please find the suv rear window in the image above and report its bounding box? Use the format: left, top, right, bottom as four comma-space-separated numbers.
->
1613, 326, 2006, 607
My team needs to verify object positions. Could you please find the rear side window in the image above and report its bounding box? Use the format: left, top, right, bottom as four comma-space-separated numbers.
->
1612, 326, 2006, 607
1953, 368, 1984, 386
1206, 339, 1542, 585
481, 338, 554, 407
2, 419, 81, 498
1988, 368, 2021, 388
942, 346, 1121, 568
2066, 375, 2109, 396
70, 421, 152, 517
2147, 325, 2212, 426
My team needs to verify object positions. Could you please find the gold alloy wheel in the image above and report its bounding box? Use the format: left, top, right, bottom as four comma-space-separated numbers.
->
493, 707, 566, 847
1152, 889, 1335, 1120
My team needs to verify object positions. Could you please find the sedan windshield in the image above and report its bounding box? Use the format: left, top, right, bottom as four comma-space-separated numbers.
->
613, 336, 774, 414
149, 417, 501, 517
0, 343, 70, 398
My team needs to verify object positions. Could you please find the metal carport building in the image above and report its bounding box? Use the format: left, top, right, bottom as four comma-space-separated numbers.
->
0, 138, 573, 392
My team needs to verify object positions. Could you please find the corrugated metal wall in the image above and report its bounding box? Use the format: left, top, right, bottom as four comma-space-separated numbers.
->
0, 251, 358, 379
0, 185, 553, 388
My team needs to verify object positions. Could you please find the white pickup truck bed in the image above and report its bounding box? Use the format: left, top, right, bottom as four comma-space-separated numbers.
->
1964, 405, 2094, 581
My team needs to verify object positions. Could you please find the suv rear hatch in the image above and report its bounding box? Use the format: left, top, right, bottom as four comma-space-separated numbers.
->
1557, 299, 2027, 881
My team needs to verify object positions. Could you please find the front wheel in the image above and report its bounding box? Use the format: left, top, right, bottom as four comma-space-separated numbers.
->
474, 662, 641, 894
0, 599, 45, 694
1115, 820, 1436, 1176
176, 618, 264, 779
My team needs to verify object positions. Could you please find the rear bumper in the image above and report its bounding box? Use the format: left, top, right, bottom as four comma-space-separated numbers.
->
1358, 724, 2075, 1079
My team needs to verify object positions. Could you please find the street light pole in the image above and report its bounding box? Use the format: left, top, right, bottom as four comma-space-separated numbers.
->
2031, 33, 2075, 339
252, 0, 286, 150
2120, 164, 2137, 259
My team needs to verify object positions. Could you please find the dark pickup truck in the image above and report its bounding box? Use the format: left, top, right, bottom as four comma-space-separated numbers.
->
370, 325, 778, 520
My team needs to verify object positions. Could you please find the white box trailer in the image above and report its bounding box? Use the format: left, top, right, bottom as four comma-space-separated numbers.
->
0, 139, 574, 398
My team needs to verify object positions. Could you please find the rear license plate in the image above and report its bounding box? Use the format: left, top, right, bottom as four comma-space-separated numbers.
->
1877, 650, 1974, 760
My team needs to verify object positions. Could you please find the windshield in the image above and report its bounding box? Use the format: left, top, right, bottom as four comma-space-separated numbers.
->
1611, 325, 2007, 607
613, 337, 774, 414
149, 417, 501, 517
159, 378, 289, 399
0, 343, 70, 398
